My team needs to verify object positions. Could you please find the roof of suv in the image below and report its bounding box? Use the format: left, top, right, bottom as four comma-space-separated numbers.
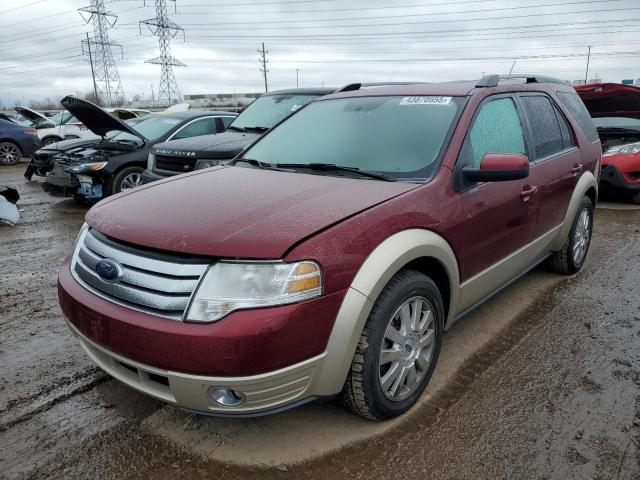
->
264, 87, 335, 96
322, 75, 572, 101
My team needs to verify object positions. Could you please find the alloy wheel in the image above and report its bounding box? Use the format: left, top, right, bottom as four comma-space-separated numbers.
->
572, 208, 591, 265
379, 296, 436, 401
120, 172, 143, 190
0, 142, 21, 165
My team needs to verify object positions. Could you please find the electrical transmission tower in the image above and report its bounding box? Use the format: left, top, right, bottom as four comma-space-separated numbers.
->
79, 0, 126, 106
140, 0, 185, 106
258, 43, 269, 93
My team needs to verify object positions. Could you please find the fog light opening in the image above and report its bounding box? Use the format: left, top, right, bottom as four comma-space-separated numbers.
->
207, 387, 246, 407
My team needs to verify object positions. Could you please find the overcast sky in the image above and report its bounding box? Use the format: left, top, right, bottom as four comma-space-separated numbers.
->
1, 0, 639, 104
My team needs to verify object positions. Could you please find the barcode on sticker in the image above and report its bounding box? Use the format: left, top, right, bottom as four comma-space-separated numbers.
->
399, 96, 452, 105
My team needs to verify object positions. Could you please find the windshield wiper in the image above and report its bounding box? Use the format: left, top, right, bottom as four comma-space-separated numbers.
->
230, 157, 289, 172
275, 163, 398, 182
597, 127, 640, 133
243, 126, 269, 132
226, 125, 246, 132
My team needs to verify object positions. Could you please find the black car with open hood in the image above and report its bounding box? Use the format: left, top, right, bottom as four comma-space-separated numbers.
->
41, 96, 236, 202
142, 88, 334, 183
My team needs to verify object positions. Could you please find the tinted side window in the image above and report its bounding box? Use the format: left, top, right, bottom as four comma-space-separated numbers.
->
173, 118, 216, 139
465, 97, 526, 168
556, 91, 599, 142
520, 95, 564, 159
222, 116, 235, 129
554, 106, 575, 149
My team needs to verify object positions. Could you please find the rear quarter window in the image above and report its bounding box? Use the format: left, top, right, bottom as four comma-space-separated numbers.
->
556, 91, 599, 142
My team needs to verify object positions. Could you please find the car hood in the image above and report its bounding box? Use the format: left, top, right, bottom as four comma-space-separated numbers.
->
153, 130, 261, 160
574, 83, 640, 119
37, 137, 100, 153
60, 96, 146, 140
15, 106, 51, 124
86, 166, 417, 258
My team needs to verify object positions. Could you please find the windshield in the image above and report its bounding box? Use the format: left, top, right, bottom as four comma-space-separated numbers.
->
49, 111, 76, 125
242, 95, 464, 181
107, 115, 183, 142
230, 94, 320, 130
593, 117, 640, 129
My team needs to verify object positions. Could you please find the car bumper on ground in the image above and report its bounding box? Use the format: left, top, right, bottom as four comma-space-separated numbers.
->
57, 257, 347, 415
600, 164, 640, 192
141, 168, 168, 184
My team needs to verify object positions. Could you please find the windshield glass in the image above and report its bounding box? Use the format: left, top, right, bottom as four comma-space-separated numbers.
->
243, 95, 464, 181
107, 115, 183, 142
49, 111, 75, 125
593, 117, 640, 128
230, 94, 320, 129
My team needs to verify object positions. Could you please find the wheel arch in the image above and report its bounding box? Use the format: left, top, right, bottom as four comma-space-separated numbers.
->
309, 229, 460, 397
551, 171, 598, 251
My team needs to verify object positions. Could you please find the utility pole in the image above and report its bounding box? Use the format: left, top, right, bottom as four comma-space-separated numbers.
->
584, 45, 592, 84
86, 32, 99, 103
140, 0, 186, 106
150, 83, 155, 107
296, 68, 299, 88
79, 0, 126, 106
258, 43, 269, 93
508, 59, 517, 76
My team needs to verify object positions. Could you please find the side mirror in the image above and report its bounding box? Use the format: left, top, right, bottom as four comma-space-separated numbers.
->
463, 153, 529, 182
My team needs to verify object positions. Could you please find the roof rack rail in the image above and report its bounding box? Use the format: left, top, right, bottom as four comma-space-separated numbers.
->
475, 74, 570, 88
336, 81, 422, 93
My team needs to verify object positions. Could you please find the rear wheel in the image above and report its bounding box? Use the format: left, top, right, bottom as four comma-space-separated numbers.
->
0, 142, 22, 165
547, 196, 593, 274
341, 269, 444, 420
110, 166, 144, 195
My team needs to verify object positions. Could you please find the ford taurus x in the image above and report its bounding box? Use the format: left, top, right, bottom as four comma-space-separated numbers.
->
58, 75, 601, 420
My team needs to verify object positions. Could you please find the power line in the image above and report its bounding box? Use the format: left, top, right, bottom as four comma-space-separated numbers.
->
140, 0, 185, 105
0, 0, 47, 15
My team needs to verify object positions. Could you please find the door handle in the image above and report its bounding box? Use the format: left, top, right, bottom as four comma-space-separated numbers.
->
571, 163, 583, 174
520, 185, 538, 201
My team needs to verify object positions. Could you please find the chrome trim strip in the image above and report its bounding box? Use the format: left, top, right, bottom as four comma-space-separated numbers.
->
84, 230, 208, 277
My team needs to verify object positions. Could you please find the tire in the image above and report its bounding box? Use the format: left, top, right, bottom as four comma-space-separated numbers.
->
110, 166, 145, 195
341, 269, 444, 420
547, 196, 593, 274
41, 136, 62, 146
0, 141, 22, 165
631, 192, 640, 205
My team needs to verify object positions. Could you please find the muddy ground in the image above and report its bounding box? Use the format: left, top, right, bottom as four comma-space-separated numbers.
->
1, 161, 639, 479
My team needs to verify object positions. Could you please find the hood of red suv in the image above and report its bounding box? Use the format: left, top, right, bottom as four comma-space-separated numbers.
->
574, 83, 640, 119
86, 166, 417, 258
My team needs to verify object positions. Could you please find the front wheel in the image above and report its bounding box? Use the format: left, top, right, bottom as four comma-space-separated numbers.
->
547, 196, 593, 274
41, 136, 62, 146
110, 166, 145, 195
341, 269, 444, 420
631, 192, 640, 205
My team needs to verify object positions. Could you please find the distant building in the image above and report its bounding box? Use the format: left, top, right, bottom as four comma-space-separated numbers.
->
183, 93, 262, 108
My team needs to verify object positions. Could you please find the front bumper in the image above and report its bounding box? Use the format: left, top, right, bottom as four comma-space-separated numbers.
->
600, 164, 640, 192
66, 318, 326, 415
43, 166, 79, 197
58, 256, 349, 415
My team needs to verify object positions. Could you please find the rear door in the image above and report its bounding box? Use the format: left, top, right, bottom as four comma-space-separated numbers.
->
451, 94, 540, 288
517, 93, 580, 236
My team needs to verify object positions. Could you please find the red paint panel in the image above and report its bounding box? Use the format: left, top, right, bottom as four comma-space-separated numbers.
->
59, 258, 346, 376
479, 153, 529, 171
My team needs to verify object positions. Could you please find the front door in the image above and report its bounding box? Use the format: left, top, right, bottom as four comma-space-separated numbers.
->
447, 95, 541, 311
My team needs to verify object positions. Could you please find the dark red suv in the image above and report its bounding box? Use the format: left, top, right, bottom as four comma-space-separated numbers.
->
58, 75, 601, 420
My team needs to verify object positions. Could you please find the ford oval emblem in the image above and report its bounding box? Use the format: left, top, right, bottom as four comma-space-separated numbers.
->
95, 259, 123, 283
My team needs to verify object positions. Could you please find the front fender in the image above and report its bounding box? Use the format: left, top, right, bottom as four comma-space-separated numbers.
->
309, 229, 459, 396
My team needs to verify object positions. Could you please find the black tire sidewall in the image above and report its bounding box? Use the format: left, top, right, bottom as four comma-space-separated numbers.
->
362, 273, 444, 418
110, 166, 144, 195
566, 196, 594, 273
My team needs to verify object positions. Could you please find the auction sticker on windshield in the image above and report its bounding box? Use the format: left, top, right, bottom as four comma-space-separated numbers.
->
399, 96, 452, 105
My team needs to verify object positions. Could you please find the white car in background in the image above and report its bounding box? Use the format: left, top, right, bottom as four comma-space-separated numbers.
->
18, 107, 96, 144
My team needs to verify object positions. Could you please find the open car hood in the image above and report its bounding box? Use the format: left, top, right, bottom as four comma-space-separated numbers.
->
15, 107, 56, 128
60, 96, 146, 141
574, 83, 640, 119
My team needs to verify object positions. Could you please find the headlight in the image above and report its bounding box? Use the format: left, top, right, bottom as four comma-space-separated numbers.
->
65, 161, 108, 174
185, 261, 322, 323
147, 153, 155, 169
195, 159, 226, 170
604, 142, 640, 157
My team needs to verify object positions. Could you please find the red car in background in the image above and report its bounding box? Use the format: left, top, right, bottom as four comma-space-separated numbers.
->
575, 83, 640, 203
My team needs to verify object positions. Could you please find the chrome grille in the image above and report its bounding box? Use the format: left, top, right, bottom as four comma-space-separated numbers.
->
71, 228, 209, 320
